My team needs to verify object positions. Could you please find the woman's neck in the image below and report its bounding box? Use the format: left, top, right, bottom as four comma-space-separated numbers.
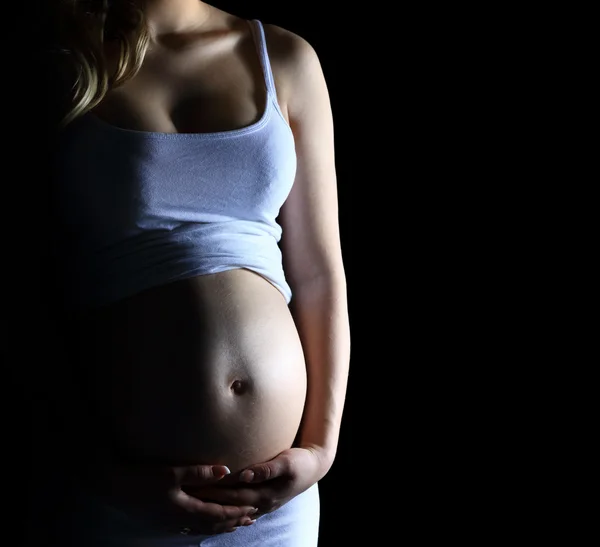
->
139, 0, 213, 38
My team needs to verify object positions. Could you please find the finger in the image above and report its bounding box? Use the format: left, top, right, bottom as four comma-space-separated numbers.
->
187, 486, 263, 507
240, 457, 289, 483
176, 465, 232, 486
167, 514, 257, 536
173, 489, 258, 521
206, 515, 258, 535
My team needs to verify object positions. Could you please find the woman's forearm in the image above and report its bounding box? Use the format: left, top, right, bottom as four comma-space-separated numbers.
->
290, 273, 350, 469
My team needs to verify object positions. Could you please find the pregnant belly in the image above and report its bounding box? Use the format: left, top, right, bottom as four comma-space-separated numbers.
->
72, 269, 307, 473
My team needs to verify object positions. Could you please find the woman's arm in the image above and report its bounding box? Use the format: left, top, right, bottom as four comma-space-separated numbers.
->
277, 28, 350, 473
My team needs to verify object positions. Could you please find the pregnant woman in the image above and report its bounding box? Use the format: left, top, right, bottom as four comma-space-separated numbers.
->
46, 1, 350, 546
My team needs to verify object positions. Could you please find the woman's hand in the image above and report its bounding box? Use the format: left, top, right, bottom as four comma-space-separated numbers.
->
184, 447, 330, 517
88, 462, 259, 535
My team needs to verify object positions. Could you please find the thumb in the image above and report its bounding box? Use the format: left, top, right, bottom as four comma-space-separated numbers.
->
239, 458, 287, 483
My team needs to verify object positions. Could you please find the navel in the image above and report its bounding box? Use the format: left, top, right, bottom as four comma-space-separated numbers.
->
230, 379, 249, 395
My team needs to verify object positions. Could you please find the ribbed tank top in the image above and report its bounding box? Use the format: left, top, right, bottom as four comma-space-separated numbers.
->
54, 20, 297, 312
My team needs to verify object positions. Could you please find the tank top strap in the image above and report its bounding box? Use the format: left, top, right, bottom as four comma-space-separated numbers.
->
249, 19, 279, 100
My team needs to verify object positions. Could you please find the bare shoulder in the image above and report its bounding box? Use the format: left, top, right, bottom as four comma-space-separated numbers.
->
262, 23, 318, 61
260, 23, 325, 111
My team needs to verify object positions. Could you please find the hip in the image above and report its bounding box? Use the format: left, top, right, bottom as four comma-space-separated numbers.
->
49, 481, 320, 547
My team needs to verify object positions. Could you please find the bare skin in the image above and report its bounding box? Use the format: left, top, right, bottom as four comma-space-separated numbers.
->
96, 3, 287, 135
63, 0, 350, 537
76, 270, 307, 471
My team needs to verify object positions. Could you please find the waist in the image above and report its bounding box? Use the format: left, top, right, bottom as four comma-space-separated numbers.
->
66, 269, 306, 472
58, 223, 291, 311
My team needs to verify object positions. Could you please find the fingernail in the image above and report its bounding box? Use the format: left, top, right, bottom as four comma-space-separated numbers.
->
240, 470, 254, 482
243, 519, 257, 526
213, 465, 231, 476
249, 508, 259, 515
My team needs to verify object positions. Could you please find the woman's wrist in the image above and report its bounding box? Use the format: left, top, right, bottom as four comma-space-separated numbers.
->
298, 442, 337, 478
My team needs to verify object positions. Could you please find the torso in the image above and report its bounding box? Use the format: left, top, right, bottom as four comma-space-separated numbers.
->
69, 7, 306, 472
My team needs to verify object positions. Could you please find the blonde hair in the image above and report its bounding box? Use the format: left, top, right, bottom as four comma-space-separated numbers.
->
56, 0, 151, 130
